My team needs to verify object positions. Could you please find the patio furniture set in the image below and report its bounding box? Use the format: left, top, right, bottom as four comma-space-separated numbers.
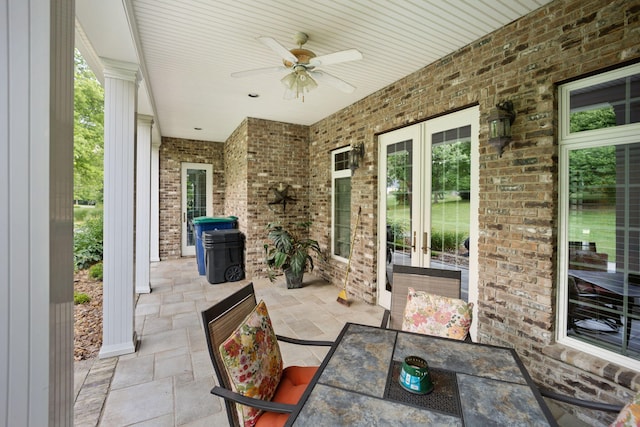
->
201, 265, 631, 427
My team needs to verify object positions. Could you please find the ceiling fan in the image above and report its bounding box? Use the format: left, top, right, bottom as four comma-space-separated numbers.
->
231, 32, 363, 100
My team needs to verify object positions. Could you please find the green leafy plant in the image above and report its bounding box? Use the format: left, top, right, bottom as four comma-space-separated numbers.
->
74, 292, 91, 305
74, 211, 103, 270
264, 221, 322, 286
88, 261, 103, 280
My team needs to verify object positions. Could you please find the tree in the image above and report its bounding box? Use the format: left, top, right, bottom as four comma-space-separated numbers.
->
431, 141, 471, 201
74, 50, 104, 203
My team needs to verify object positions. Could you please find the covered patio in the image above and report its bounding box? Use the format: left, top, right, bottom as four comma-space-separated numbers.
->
73, 258, 585, 426
4, 0, 640, 425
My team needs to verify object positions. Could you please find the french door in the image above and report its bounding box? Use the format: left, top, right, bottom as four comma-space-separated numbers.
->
378, 107, 479, 309
181, 162, 213, 256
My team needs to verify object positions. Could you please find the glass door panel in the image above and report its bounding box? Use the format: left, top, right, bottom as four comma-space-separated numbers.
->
378, 126, 419, 308
181, 163, 213, 256
429, 125, 472, 301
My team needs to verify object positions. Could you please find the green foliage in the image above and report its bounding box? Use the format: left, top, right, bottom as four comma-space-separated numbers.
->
386, 150, 412, 205
74, 205, 103, 225
569, 107, 616, 133
74, 210, 103, 270
569, 146, 616, 204
73, 292, 91, 305
431, 141, 471, 195
88, 262, 103, 280
264, 222, 322, 281
431, 230, 467, 252
74, 50, 105, 203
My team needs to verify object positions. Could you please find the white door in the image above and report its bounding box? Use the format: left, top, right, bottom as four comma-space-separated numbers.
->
181, 162, 213, 256
378, 107, 479, 309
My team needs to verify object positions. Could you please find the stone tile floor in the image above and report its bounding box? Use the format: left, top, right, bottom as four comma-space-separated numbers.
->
74, 258, 589, 426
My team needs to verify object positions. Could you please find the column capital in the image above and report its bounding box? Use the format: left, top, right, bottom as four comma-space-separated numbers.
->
137, 114, 154, 127
101, 58, 140, 85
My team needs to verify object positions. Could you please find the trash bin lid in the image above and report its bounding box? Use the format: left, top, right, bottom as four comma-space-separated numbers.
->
193, 215, 238, 224
203, 229, 245, 245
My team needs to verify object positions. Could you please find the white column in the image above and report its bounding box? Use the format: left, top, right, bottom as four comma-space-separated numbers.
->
150, 139, 161, 262
136, 115, 153, 293
100, 58, 139, 358
1, 0, 74, 424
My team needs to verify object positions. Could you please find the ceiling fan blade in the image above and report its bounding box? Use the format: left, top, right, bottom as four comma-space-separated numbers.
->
309, 70, 356, 93
309, 49, 363, 67
231, 66, 287, 78
258, 36, 298, 64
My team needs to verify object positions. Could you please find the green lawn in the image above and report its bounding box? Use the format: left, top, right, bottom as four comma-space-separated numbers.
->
387, 196, 616, 261
568, 206, 616, 261
386, 194, 470, 240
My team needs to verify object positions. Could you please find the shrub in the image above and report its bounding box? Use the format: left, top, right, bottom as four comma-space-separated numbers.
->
431, 230, 467, 252
74, 211, 103, 270
74, 292, 91, 305
88, 261, 103, 280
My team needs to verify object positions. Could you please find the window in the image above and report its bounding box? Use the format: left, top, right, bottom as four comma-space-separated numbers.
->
332, 147, 351, 260
559, 63, 640, 369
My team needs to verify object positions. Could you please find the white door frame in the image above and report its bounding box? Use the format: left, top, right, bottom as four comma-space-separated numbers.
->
377, 106, 479, 336
181, 162, 213, 256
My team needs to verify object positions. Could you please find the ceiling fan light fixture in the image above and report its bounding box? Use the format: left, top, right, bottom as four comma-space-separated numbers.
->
281, 69, 317, 100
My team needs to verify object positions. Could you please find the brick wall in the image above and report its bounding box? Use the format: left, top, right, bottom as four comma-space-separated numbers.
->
228, 118, 310, 277
159, 137, 224, 259
304, 0, 640, 424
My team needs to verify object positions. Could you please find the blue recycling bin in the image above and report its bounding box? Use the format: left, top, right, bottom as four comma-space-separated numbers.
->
193, 216, 238, 275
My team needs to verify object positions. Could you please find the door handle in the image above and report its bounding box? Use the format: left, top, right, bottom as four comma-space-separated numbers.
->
183, 212, 186, 223
412, 231, 416, 252
422, 232, 429, 254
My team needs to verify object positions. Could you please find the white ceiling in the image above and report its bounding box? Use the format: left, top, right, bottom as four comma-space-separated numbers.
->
75, 0, 553, 143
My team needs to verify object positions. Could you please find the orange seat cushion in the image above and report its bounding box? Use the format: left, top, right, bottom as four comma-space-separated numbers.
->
255, 366, 318, 427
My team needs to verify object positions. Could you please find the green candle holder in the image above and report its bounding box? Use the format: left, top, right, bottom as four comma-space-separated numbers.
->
399, 356, 434, 395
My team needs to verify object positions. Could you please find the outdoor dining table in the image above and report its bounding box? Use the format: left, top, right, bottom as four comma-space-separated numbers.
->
285, 322, 557, 426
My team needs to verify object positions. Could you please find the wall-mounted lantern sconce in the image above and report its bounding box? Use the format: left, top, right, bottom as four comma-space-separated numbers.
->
349, 143, 365, 173
488, 100, 516, 157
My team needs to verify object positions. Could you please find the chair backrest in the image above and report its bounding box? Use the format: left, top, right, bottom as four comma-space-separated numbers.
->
201, 283, 258, 427
389, 265, 462, 330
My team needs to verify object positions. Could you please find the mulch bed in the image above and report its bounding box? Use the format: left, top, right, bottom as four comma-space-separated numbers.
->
74, 269, 103, 361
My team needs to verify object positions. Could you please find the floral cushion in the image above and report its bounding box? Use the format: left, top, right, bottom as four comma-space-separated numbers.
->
219, 300, 283, 427
610, 391, 640, 427
402, 288, 473, 340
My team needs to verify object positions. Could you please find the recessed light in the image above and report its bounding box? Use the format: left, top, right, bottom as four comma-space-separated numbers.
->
194, 127, 202, 130
248, 93, 259, 98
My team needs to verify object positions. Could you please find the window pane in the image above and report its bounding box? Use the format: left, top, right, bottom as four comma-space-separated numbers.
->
386, 140, 412, 265
334, 177, 351, 257
335, 151, 349, 172
567, 143, 640, 358
431, 127, 471, 271
569, 73, 640, 132
186, 169, 207, 246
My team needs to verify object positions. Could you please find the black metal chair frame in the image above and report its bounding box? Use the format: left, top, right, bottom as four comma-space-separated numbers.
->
201, 283, 332, 427
538, 387, 624, 414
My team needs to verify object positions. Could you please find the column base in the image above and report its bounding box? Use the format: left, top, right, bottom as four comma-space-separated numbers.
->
136, 284, 151, 294
98, 332, 137, 359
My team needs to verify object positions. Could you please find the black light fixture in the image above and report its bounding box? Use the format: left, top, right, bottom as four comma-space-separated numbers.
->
349, 143, 364, 173
487, 100, 516, 157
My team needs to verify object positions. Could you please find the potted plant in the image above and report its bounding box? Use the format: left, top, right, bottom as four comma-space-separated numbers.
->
264, 221, 322, 289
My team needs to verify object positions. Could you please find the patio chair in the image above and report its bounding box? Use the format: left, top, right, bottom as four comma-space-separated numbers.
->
381, 265, 472, 341
201, 283, 332, 427
568, 275, 619, 333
